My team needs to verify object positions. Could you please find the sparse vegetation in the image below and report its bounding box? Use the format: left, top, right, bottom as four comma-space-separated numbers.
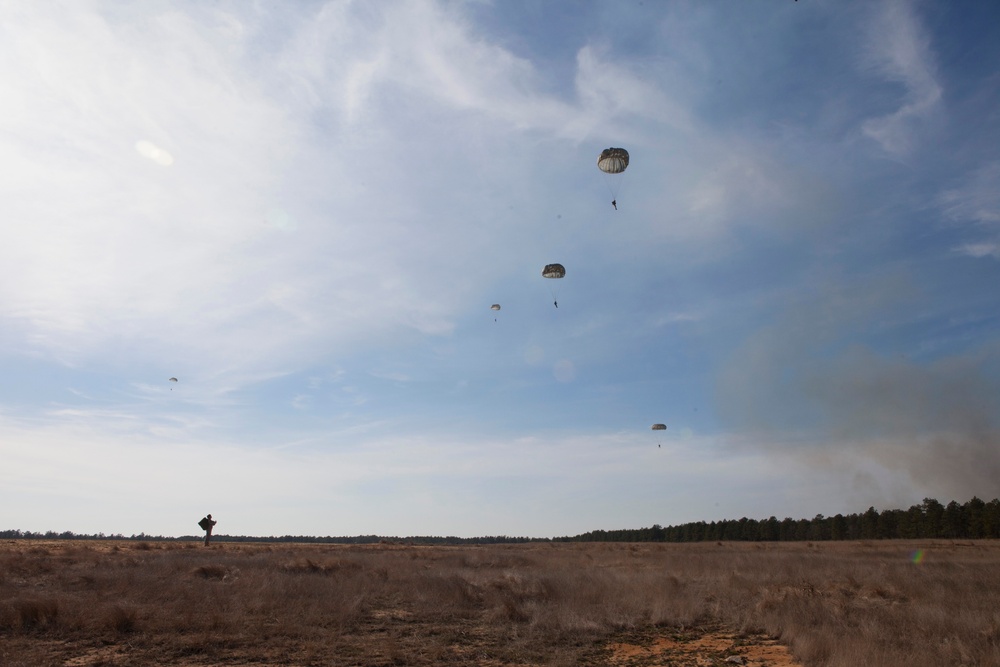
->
1, 539, 999, 665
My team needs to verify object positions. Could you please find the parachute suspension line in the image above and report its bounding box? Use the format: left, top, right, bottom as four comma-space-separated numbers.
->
540, 280, 559, 308
603, 172, 616, 201
603, 172, 626, 209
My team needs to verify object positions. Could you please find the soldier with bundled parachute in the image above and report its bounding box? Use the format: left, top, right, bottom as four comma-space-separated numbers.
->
198, 514, 217, 546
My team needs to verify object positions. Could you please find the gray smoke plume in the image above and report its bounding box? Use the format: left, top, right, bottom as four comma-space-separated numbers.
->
715, 274, 1000, 506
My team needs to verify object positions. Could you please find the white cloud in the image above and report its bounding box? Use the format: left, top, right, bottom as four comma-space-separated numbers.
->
939, 161, 1000, 258
0, 4, 295, 364
953, 243, 1000, 259
939, 161, 1000, 224
859, 0, 941, 155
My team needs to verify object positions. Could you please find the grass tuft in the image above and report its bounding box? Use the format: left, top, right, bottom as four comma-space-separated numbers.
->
102, 605, 139, 633
14, 598, 60, 631
191, 564, 227, 579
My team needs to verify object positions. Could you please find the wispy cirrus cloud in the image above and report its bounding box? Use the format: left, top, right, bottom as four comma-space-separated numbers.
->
859, 0, 942, 156
939, 161, 1000, 258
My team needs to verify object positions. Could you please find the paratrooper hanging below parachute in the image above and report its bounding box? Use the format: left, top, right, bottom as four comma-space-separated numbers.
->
542, 264, 565, 307
597, 148, 629, 210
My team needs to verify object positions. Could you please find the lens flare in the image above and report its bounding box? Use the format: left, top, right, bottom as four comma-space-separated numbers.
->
910, 549, 925, 564
135, 140, 174, 166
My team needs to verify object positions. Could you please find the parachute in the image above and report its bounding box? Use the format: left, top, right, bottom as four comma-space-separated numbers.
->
491, 304, 501, 311
597, 147, 629, 209
597, 148, 629, 174
541, 264, 565, 279
169, 377, 178, 382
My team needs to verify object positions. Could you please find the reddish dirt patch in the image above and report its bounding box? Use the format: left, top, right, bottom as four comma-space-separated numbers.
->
607, 627, 802, 666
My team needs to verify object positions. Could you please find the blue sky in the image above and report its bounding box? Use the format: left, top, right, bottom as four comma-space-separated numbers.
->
2, 0, 999, 539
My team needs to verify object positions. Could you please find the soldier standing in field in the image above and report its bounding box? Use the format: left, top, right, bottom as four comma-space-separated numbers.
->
198, 514, 217, 546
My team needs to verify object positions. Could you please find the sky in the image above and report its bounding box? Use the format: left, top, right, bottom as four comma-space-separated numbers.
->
2, 0, 1000, 539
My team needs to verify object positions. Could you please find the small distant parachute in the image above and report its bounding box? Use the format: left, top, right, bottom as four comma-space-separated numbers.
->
597, 148, 630, 174
542, 264, 565, 279
651, 423, 667, 448
168, 377, 177, 391
491, 304, 501, 311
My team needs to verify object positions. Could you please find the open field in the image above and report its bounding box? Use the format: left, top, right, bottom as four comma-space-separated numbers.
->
2, 539, 999, 666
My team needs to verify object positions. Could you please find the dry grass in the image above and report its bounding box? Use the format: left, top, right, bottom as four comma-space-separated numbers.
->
1, 539, 999, 665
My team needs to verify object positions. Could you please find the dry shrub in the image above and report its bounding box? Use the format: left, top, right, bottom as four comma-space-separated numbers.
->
2, 553, 54, 578
191, 564, 227, 579
280, 557, 362, 576
11, 598, 60, 631
790, 630, 835, 664
102, 605, 139, 633
418, 572, 482, 610
281, 558, 327, 575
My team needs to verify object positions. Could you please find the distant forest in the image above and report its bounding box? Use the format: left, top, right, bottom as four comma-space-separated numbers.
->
4, 497, 999, 544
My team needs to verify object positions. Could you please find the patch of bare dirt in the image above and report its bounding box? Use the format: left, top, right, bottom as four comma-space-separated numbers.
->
606, 626, 802, 667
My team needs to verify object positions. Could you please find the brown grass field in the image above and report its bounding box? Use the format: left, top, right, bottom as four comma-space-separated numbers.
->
2, 539, 999, 666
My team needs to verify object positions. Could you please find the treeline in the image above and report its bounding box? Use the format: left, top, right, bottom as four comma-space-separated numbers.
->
561, 497, 1000, 543
5, 498, 1000, 544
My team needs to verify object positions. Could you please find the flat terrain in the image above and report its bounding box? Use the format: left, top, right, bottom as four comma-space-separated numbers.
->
2, 539, 999, 666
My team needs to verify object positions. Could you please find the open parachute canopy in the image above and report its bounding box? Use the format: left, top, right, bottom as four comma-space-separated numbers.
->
651, 423, 667, 430
491, 304, 501, 311
169, 377, 178, 382
542, 263, 565, 279
597, 148, 629, 174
